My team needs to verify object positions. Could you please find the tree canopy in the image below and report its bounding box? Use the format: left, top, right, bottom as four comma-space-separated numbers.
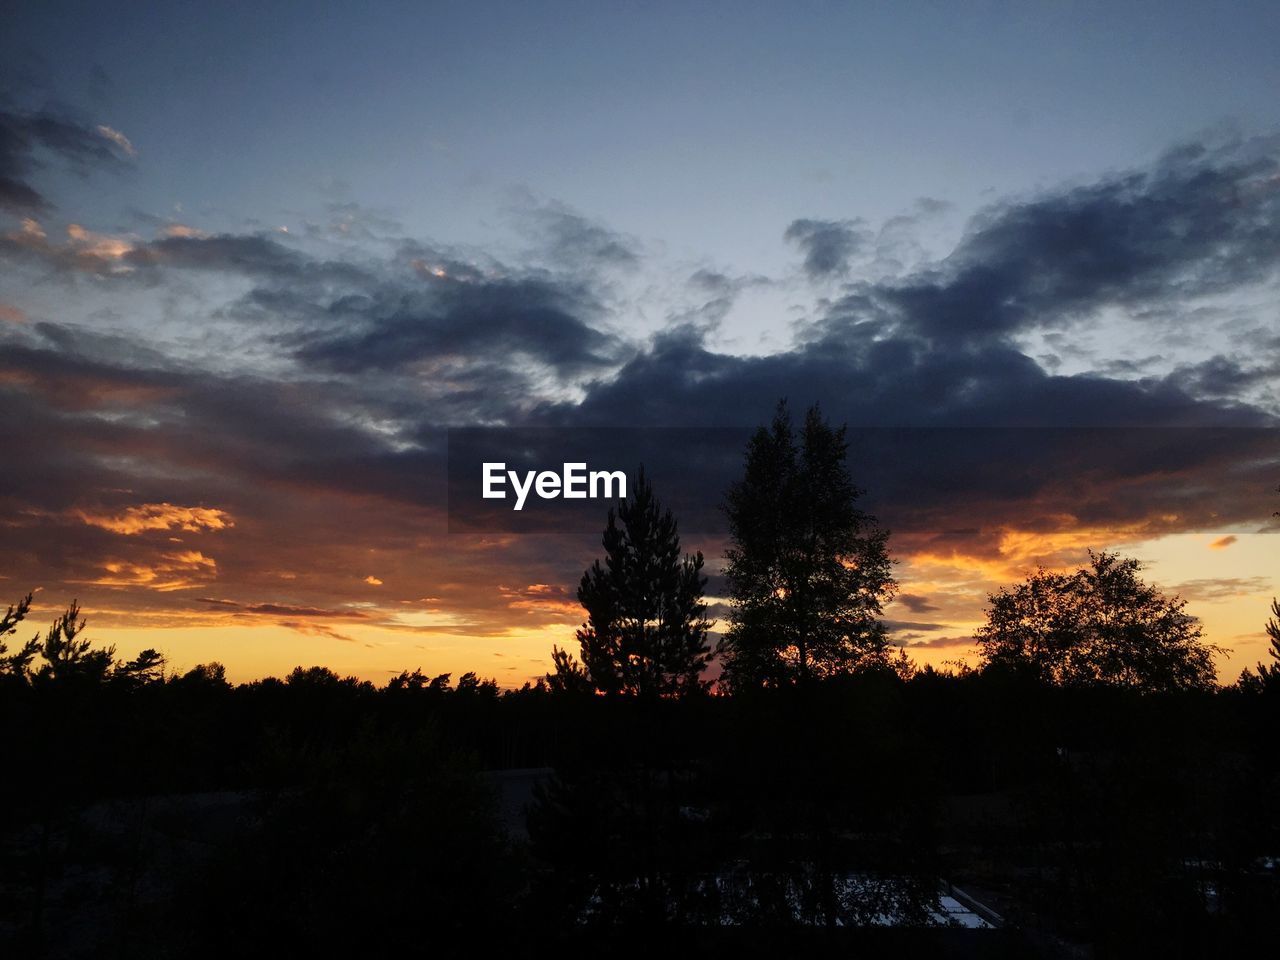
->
976, 550, 1219, 692
1, 595, 165, 687
1243, 597, 1280, 691
552, 468, 712, 697
719, 401, 896, 688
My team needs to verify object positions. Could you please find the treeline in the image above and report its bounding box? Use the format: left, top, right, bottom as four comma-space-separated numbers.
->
3, 643, 1280, 955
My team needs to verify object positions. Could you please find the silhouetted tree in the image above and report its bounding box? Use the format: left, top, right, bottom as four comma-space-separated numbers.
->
1242, 598, 1280, 691
387, 668, 453, 693
719, 401, 896, 688
172, 661, 230, 689
38, 600, 113, 683
0, 596, 164, 686
559, 469, 712, 697
545, 645, 592, 695
0, 592, 38, 679
977, 550, 1219, 692
113, 648, 166, 687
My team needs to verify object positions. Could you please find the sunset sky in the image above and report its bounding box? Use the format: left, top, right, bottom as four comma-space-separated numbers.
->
2, 1, 1277, 685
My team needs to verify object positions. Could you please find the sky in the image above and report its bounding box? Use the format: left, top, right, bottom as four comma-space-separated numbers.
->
1, 1, 1278, 685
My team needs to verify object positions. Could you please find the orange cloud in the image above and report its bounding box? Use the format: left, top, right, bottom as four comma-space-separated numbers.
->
67, 223, 134, 260
364, 575, 383, 586
87, 550, 217, 592
1210, 535, 1238, 550
161, 223, 205, 239
906, 520, 1160, 582
0, 304, 26, 324
499, 583, 581, 618
2, 219, 137, 274
279, 621, 357, 643
77, 503, 234, 535
410, 258, 449, 278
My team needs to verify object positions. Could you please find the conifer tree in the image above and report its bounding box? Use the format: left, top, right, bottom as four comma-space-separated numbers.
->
1255, 597, 1280, 687
556, 469, 712, 697
720, 401, 896, 688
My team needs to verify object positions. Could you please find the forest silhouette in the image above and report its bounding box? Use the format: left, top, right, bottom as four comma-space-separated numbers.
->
2, 402, 1278, 958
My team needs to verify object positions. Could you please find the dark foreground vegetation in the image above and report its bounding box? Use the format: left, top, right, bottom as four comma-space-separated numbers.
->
2, 645, 1280, 958
7, 601, 1280, 957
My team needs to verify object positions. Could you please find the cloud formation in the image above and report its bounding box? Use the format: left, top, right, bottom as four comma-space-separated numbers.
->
835, 136, 1280, 344
0, 104, 131, 212
77, 503, 234, 535
785, 217, 867, 279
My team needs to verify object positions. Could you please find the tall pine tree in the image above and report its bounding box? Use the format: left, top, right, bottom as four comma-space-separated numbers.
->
720, 401, 896, 688
553, 469, 712, 697
1255, 597, 1280, 688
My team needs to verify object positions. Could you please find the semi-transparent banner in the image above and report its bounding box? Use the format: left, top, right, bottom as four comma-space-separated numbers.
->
446, 426, 1280, 536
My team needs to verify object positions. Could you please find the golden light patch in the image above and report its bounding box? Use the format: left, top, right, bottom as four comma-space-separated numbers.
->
86, 550, 217, 592
161, 223, 206, 238
907, 522, 1156, 581
506, 597, 582, 617
77, 503, 234, 535
387, 609, 472, 629
67, 223, 134, 259
410, 258, 449, 278
497, 584, 580, 618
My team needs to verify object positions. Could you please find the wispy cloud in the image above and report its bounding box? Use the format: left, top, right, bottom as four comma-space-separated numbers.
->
95, 124, 136, 157
77, 503, 234, 535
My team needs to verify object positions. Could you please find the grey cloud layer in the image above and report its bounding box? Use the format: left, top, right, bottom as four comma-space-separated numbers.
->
830, 136, 1280, 344
785, 217, 868, 279
0, 103, 129, 213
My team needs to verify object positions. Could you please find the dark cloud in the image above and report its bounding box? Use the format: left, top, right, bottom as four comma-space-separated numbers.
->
849, 135, 1280, 343
551, 320, 1274, 430
278, 621, 358, 643
0, 103, 130, 213
292, 274, 624, 376
248, 603, 369, 618
785, 217, 867, 279
895, 593, 940, 614
1174, 354, 1280, 399
6, 217, 629, 389
884, 619, 947, 633
125, 232, 371, 285
194, 598, 371, 618
0, 221, 629, 415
